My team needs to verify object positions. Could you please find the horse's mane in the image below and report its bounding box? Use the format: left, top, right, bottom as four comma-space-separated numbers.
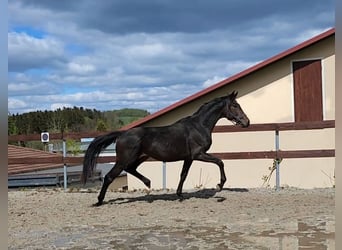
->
192, 96, 226, 116
174, 96, 226, 124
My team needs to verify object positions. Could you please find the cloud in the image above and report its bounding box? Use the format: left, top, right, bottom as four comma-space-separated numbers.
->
67, 62, 96, 75
8, 82, 58, 96
8, 84, 200, 114
8, 98, 27, 109
16, 0, 333, 34
8, 32, 65, 71
202, 76, 226, 88
7, 0, 334, 114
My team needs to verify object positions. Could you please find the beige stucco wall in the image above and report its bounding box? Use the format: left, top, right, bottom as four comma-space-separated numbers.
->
108, 175, 128, 191
127, 35, 335, 190
323, 54, 335, 120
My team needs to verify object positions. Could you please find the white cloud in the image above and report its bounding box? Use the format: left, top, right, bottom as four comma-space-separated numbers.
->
68, 62, 96, 74
8, 32, 65, 71
8, 98, 27, 109
125, 43, 166, 58
291, 28, 332, 44
202, 76, 226, 88
8, 82, 58, 96
8, 82, 35, 92
7, 0, 334, 114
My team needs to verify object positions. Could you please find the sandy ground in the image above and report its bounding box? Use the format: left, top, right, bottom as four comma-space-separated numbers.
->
8, 187, 335, 250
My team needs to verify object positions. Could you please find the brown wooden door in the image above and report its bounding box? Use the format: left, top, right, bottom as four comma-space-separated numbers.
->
293, 60, 323, 122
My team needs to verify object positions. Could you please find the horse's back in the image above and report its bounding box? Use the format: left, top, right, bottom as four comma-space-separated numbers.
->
141, 124, 190, 161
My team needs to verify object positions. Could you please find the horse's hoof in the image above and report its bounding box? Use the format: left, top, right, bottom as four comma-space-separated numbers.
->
177, 193, 184, 201
143, 188, 151, 195
93, 201, 103, 207
216, 184, 223, 191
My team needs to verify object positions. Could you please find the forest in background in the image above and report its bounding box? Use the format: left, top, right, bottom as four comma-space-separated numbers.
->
8, 106, 150, 135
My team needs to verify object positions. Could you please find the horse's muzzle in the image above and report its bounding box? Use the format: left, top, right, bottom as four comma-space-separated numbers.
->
241, 119, 250, 128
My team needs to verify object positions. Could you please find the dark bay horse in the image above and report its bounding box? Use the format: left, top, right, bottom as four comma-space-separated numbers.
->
82, 91, 250, 206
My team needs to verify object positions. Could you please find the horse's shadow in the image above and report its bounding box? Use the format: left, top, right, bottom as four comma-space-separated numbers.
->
102, 188, 249, 206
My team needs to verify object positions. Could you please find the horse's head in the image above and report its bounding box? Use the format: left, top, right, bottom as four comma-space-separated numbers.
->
225, 91, 250, 127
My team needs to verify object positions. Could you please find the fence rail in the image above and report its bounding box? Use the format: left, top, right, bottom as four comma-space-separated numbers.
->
8, 120, 335, 165
213, 120, 335, 133
8, 120, 335, 190
7, 149, 336, 166
8, 170, 102, 188
8, 120, 335, 142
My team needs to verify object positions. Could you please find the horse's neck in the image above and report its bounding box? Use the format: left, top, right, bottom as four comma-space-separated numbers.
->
193, 103, 224, 133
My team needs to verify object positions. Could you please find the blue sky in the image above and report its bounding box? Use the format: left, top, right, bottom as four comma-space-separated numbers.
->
8, 0, 334, 114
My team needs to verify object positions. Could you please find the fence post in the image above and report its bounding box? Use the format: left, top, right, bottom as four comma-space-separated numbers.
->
62, 140, 67, 190
275, 129, 280, 191
162, 162, 166, 190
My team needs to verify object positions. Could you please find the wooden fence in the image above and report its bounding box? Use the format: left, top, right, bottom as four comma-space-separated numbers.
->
8, 120, 335, 166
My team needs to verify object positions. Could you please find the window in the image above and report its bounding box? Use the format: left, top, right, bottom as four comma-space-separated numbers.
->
293, 59, 323, 122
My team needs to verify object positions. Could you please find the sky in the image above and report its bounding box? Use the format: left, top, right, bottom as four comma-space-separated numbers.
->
8, 0, 335, 115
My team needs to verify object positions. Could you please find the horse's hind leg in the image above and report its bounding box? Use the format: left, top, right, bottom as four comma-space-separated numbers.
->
125, 155, 151, 188
96, 163, 124, 206
126, 169, 151, 188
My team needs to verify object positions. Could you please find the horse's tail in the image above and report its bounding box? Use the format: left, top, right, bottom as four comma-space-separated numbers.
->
82, 131, 123, 184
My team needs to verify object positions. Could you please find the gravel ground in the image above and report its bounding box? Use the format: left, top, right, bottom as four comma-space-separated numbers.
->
8, 187, 335, 249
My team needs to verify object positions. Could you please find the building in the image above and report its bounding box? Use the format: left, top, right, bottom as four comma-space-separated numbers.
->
121, 28, 335, 190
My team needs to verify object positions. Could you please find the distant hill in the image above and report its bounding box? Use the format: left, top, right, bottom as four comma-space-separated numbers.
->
8, 107, 150, 135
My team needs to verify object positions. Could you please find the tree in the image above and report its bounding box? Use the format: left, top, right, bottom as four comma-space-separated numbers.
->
8, 115, 18, 135
96, 119, 108, 131
66, 139, 81, 156
7, 107, 150, 135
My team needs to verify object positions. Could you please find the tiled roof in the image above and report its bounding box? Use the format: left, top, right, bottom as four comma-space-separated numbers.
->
8, 144, 64, 175
122, 28, 335, 130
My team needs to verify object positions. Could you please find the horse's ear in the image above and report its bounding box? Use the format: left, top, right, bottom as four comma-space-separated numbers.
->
228, 91, 238, 100
233, 91, 238, 98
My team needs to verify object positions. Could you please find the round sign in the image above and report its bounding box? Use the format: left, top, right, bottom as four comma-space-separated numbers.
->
42, 133, 49, 141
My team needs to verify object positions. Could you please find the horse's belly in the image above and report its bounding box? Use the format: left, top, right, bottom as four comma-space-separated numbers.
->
144, 141, 188, 162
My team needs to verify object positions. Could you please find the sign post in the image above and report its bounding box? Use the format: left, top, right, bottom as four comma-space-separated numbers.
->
63, 140, 67, 190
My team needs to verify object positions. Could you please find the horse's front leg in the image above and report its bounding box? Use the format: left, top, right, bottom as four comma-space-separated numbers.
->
176, 159, 193, 199
195, 152, 226, 190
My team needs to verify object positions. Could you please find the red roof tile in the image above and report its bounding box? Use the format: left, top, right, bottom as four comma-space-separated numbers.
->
8, 144, 63, 175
